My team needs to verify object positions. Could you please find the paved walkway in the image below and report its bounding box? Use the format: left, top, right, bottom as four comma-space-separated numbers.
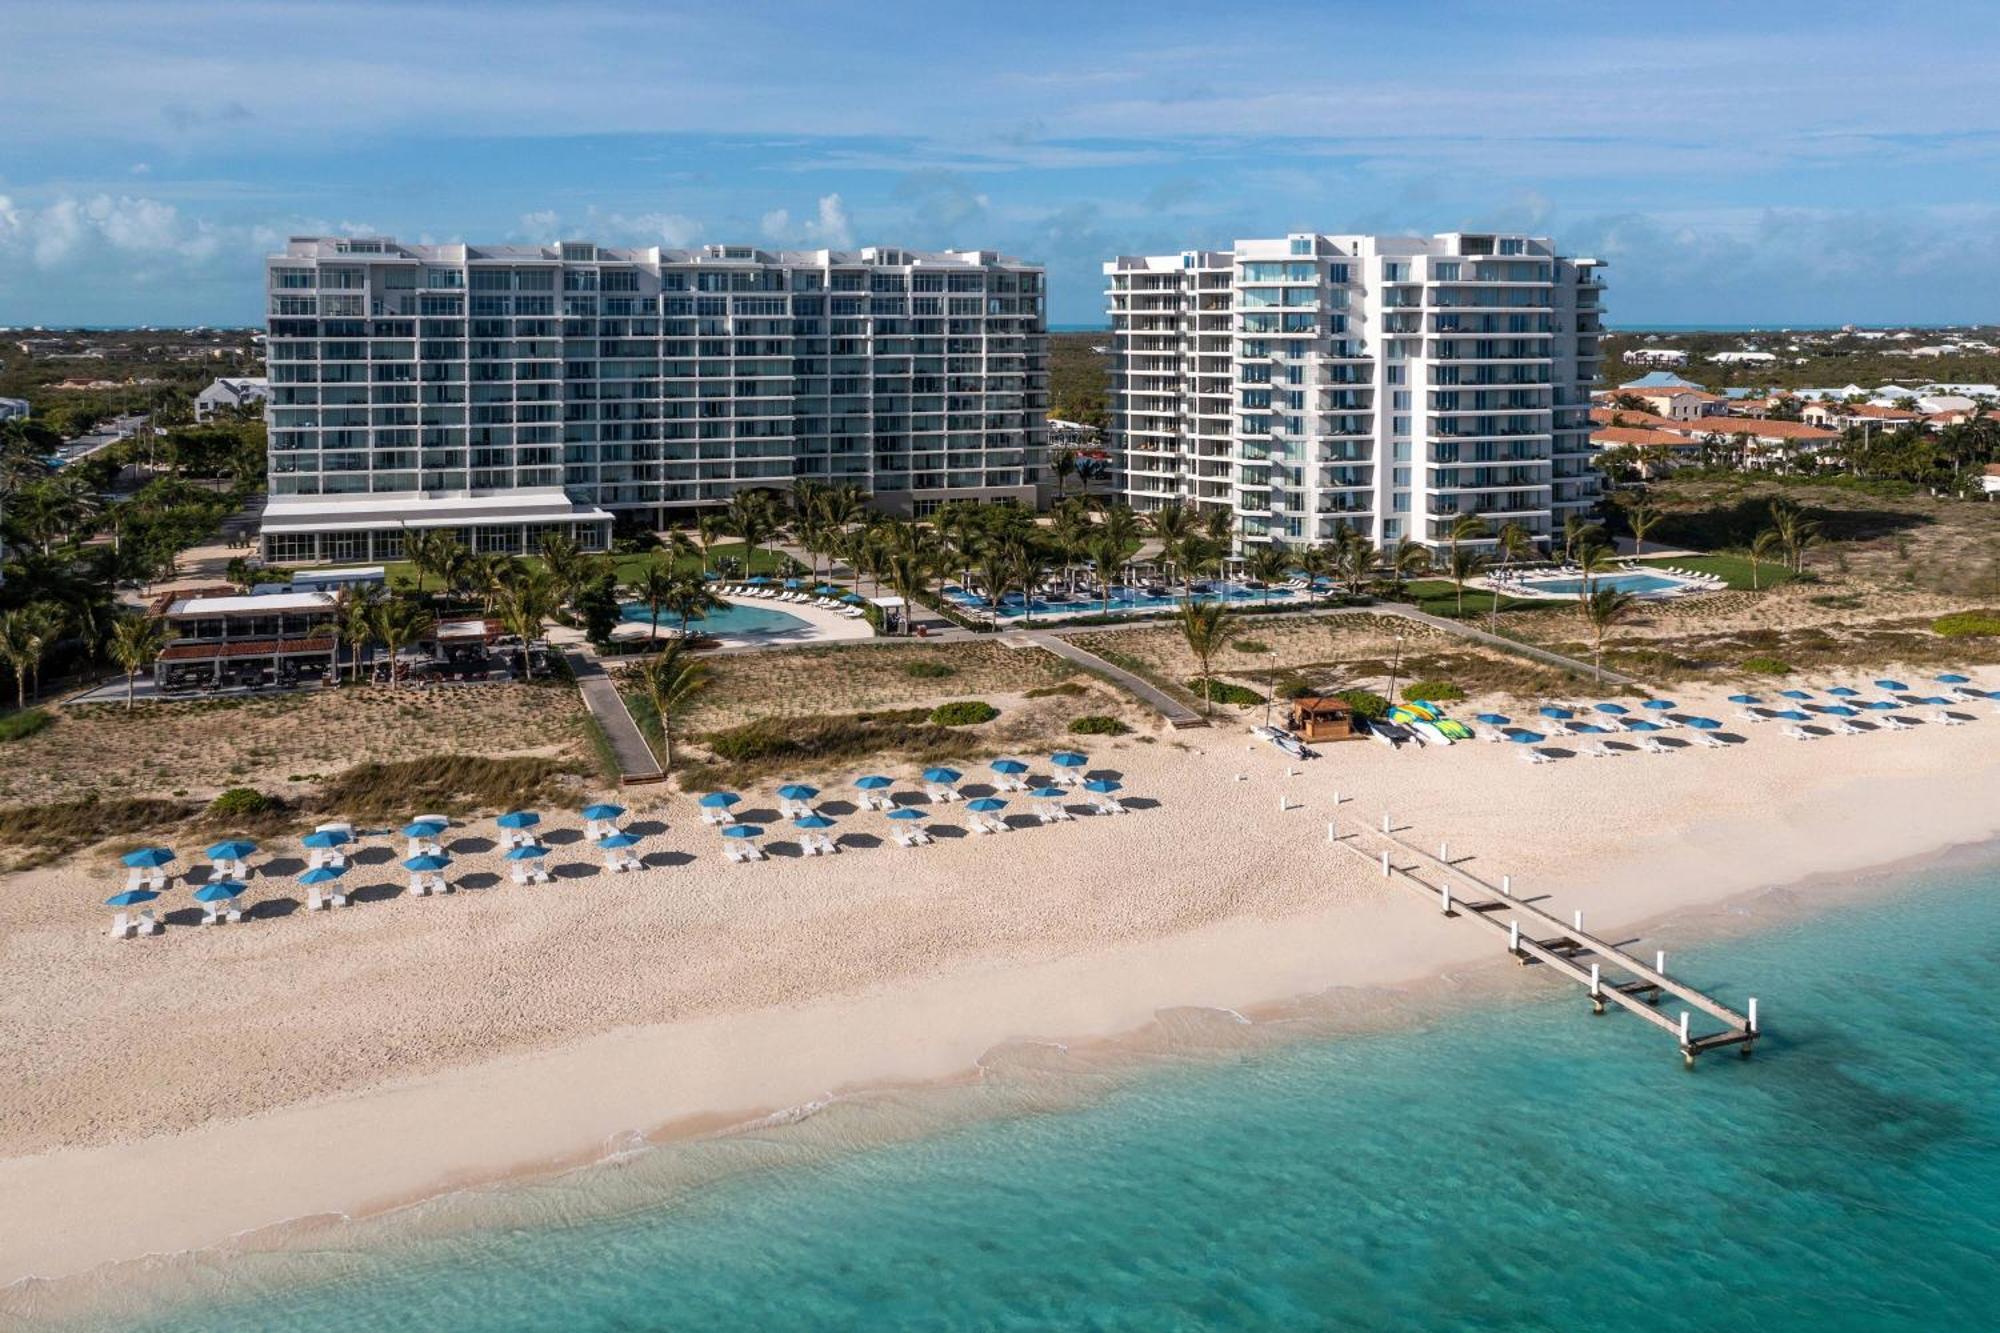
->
565, 650, 665, 785
1356, 604, 1641, 687
1018, 630, 1208, 728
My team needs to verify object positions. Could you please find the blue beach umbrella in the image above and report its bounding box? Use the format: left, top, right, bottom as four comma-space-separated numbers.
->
194, 881, 246, 904
121, 847, 175, 868
746, 575, 770, 585
1623, 719, 1664, 733
1505, 730, 1547, 744
1859, 700, 1898, 711
1771, 710, 1809, 722
1569, 722, 1609, 735
698, 791, 741, 809
1827, 687, 1860, 698
854, 775, 894, 790
1594, 703, 1629, 716
496, 810, 540, 830
1683, 716, 1723, 730
1937, 673, 1970, 684
1050, 752, 1089, 768
105, 888, 160, 907
1475, 713, 1511, 726
504, 845, 546, 861
1028, 786, 1065, 799
1819, 704, 1859, 717
402, 821, 447, 838
402, 854, 451, 872
301, 829, 349, 849
1642, 699, 1676, 712
205, 840, 256, 862
721, 824, 765, 840
1779, 689, 1813, 701
793, 814, 835, 830
922, 767, 962, 784
990, 759, 1029, 775
776, 783, 820, 801
966, 797, 1008, 813
1917, 695, 1953, 706
1728, 694, 1762, 705
886, 807, 926, 821
299, 865, 346, 885
597, 832, 640, 849
842, 593, 865, 605
1874, 679, 1909, 692
1083, 779, 1123, 793
581, 803, 627, 822
784, 578, 804, 589
1538, 706, 1574, 720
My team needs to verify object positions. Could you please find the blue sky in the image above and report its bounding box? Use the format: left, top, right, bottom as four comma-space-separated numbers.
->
3, 0, 1999, 327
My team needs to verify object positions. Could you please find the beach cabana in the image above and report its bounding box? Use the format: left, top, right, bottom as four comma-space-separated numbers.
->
792, 814, 839, 856
598, 831, 643, 874
194, 880, 248, 926
698, 791, 741, 825
885, 806, 932, 847
1287, 696, 1362, 743
106, 888, 162, 938
922, 767, 964, 803
720, 823, 767, 863
854, 775, 896, 811
299, 863, 349, 911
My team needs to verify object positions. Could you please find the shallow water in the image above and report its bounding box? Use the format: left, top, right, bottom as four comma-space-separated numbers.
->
72, 855, 2000, 1330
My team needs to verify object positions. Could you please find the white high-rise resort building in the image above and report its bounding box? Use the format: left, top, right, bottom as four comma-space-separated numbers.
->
259, 237, 1048, 563
1104, 232, 1602, 552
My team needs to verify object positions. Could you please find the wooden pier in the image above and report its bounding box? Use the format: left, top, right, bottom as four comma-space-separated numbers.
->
1325, 808, 1760, 1067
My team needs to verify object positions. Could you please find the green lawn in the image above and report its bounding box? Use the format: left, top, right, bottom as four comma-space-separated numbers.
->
1399, 579, 1544, 619
1635, 552, 1794, 592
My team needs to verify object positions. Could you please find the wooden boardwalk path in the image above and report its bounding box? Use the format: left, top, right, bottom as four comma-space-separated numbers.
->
564, 650, 666, 786
1325, 808, 1759, 1065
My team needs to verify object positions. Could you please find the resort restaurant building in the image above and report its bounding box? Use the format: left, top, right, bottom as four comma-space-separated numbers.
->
259, 489, 613, 564
152, 590, 340, 688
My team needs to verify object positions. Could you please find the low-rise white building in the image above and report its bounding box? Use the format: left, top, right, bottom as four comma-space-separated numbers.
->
195, 376, 271, 422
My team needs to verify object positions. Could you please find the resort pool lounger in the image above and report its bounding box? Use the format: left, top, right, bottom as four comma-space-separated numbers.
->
1781, 725, 1816, 741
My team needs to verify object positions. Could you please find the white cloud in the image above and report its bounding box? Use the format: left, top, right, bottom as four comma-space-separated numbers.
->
759, 193, 854, 248
519, 208, 560, 234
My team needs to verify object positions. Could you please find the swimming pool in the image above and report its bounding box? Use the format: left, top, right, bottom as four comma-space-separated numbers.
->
619, 600, 812, 637
945, 582, 1302, 619
1511, 571, 1688, 598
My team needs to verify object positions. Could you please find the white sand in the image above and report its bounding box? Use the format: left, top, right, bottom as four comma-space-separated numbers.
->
2, 684, 1997, 1287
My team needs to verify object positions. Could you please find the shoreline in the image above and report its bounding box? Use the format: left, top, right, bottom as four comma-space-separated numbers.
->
4, 689, 1999, 1308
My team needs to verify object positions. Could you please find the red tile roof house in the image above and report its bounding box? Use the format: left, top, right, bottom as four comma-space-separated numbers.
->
1681, 417, 1841, 467
1800, 401, 1924, 431
1590, 426, 1707, 476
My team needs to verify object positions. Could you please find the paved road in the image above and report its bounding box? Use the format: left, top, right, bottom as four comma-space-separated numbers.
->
565, 651, 665, 784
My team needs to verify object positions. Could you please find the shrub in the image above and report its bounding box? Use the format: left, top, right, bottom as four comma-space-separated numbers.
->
1402, 680, 1466, 703
0, 708, 53, 743
1232, 638, 1270, 655
1336, 689, 1390, 720
1068, 714, 1130, 736
315, 755, 582, 820
1740, 655, 1792, 675
701, 708, 979, 775
1270, 673, 1316, 700
208, 787, 278, 818
0, 794, 196, 855
902, 661, 958, 679
929, 700, 999, 727
1933, 610, 2000, 638
1024, 681, 1088, 699
1187, 679, 1265, 707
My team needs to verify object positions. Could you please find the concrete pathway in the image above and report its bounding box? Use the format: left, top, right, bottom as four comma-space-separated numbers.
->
565, 650, 665, 785
1019, 630, 1208, 728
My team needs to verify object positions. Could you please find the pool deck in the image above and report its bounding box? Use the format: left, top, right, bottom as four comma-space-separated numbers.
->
700, 595, 877, 650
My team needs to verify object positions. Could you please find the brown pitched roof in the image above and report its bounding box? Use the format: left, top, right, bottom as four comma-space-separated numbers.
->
1592, 427, 1700, 448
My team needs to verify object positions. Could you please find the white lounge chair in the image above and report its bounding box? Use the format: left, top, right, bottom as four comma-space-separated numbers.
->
307, 848, 348, 871
860, 791, 894, 812
722, 842, 767, 862
1931, 710, 1966, 727
891, 827, 933, 847
1090, 794, 1129, 814
1733, 710, 1766, 724
405, 836, 442, 859
1585, 742, 1617, 759
200, 904, 242, 926
110, 911, 136, 939
1691, 731, 1727, 749
604, 851, 642, 873
1520, 748, 1555, 765
1832, 719, 1864, 736
125, 867, 167, 893
778, 798, 814, 819
699, 808, 735, 825
925, 784, 960, 803
1882, 714, 1915, 731
1781, 725, 1815, 741
510, 863, 551, 885
133, 909, 160, 935
1639, 737, 1672, 755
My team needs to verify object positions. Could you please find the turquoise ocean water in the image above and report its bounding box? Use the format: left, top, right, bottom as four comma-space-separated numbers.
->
74, 854, 2000, 1331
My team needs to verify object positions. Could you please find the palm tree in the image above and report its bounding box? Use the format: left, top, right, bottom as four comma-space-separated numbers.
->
498, 571, 561, 678
0, 612, 30, 710
1446, 512, 1488, 573
661, 569, 725, 635
371, 601, 436, 689
726, 488, 781, 577
696, 512, 726, 578
1496, 520, 1535, 573
627, 565, 677, 634
332, 583, 383, 682
1048, 501, 1092, 596
1767, 498, 1820, 573
1580, 586, 1637, 682
1626, 504, 1661, 558
887, 545, 935, 635
1051, 446, 1079, 500
634, 639, 711, 772
1177, 597, 1238, 717
1245, 546, 1289, 606
1575, 542, 1622, 598
1749, 528, 1783, 590
1445, 545, 1489, 617
1295, 542, 1333, 604
109, 615, 168, 710
975, 538, 1021, 618
1089, 533, 1123, 617
403, 530, 448, 594
1145, 503, 1195, 591
1390, 535, 1431, 594
1337, 530, 1380, 598
13, 603, 62, 702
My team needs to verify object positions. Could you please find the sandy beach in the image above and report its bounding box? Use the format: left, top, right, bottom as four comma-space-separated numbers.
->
3, 679, 1998, 1294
